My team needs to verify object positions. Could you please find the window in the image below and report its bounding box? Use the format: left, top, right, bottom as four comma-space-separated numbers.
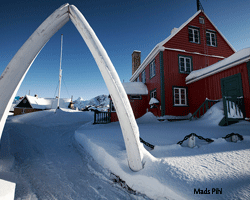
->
150, 89, 157, 99
173, 87, 187, 106
206, 31, 217, 47
130, 95, 141, 100
136, 76, 140, 82
188, 27, 200, 43
179, 55, 192, 74
199, 17, 204, 24
150, 60, 156, 78
142, 70, 146, 83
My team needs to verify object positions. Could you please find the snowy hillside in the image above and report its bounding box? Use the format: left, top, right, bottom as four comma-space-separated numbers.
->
73, 95, 109, 111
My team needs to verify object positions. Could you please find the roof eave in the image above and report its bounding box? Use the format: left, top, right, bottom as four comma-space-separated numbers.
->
130, 45, 164, 82
186, 56, 250, 84
202, 12, 236, 53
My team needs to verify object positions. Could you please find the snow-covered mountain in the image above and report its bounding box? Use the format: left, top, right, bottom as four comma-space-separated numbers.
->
73, 95, 110, 111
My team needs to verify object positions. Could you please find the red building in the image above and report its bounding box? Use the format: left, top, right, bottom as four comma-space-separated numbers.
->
129, 10, 235, 117
110, 82, 148, 122
186, 48, 250, 125
110, 10, 249, 125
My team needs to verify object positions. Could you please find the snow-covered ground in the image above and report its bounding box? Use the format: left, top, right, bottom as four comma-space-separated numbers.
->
1, 102, 250, 199
0, 109, 148, 199
75, 102, 250, 200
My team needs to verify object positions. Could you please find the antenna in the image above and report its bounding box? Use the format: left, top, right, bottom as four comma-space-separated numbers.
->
57, 34, 63, 109
197, 0, 204, 11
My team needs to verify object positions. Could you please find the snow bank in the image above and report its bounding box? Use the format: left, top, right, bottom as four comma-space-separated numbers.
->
136, 112, 159, 124
75, 110, 250, 199
198, 101, 224, 124
75, 123, 184, 200
10, 108, 93, 127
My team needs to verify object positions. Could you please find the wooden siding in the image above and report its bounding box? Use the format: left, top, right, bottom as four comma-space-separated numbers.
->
188, 63, 250, 118
110, 95, 148, 122
144, 53, 162, 116
162, 49, 222, 116
14, 108, 43, 116
163, 12, 235, 58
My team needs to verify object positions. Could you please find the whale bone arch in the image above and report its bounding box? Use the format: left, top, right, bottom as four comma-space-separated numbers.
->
0, 4, 143, 171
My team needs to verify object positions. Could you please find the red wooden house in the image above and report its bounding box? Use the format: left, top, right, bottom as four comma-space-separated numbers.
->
186, 48, 250, 125
109, 82, 148, 122
129, 10, 235, 118
109, 9, 249, 125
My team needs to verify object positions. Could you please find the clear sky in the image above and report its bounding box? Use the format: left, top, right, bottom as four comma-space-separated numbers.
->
1, 0, 250, 100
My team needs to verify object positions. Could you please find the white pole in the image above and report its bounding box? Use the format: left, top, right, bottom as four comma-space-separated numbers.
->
57, 34, 63, 109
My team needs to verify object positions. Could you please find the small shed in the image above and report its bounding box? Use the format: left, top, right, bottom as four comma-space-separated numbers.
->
14, 95, 71, 115
110, 82, 148, 122
186, 48, 250, 124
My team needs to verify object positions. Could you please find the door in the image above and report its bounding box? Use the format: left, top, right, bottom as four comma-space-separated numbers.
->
221, 73, 244, 122
221, 73, 243, 97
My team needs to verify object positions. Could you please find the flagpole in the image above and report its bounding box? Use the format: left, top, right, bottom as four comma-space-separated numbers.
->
57, 34, 63, 109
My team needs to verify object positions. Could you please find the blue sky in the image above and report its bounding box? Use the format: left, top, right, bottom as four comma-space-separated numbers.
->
1, 0, 250, 100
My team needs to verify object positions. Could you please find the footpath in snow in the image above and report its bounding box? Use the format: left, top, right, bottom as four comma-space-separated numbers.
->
0, 109, 149, 199
75, 102, 250, 200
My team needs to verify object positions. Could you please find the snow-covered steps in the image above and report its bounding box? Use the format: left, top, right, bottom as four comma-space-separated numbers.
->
189, 99, 220, 121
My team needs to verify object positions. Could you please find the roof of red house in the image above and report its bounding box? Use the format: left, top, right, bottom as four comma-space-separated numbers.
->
186, 47, 250, 84
130, 10, 235, 82
122, 82, 148, 95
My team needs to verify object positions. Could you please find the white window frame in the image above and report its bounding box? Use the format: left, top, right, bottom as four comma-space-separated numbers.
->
179, 56, 192, 73
173, 87, 187, 106
142, 70, 146, 83
188, 27, 200, 43
206, 31, 217, 47
150, 89, 157, 99
149, 60, 156, 78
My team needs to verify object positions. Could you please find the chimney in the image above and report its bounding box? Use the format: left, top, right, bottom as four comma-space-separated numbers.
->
132, 51, 141, 75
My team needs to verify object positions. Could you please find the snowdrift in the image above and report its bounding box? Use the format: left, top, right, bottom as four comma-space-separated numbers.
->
75, 108, 250, 199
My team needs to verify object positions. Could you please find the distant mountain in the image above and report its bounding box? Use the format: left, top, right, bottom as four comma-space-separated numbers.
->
73, 95, 110, 111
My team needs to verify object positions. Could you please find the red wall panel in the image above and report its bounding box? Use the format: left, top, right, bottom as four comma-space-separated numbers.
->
163, 12, 235, 58
162, 49, 222, 116
188, 63, 250, 117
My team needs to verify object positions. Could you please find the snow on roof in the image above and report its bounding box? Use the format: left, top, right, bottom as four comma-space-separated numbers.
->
122, 82, 148, 95
186, 48, 250, 84
18, 95, 71, 109
149, 97, 159, 105
130, 10, 236, 82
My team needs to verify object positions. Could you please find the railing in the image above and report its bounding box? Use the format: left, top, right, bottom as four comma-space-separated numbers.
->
93, 110, 111, 124
189, 99, 220, 120
219, 96, 244, 126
